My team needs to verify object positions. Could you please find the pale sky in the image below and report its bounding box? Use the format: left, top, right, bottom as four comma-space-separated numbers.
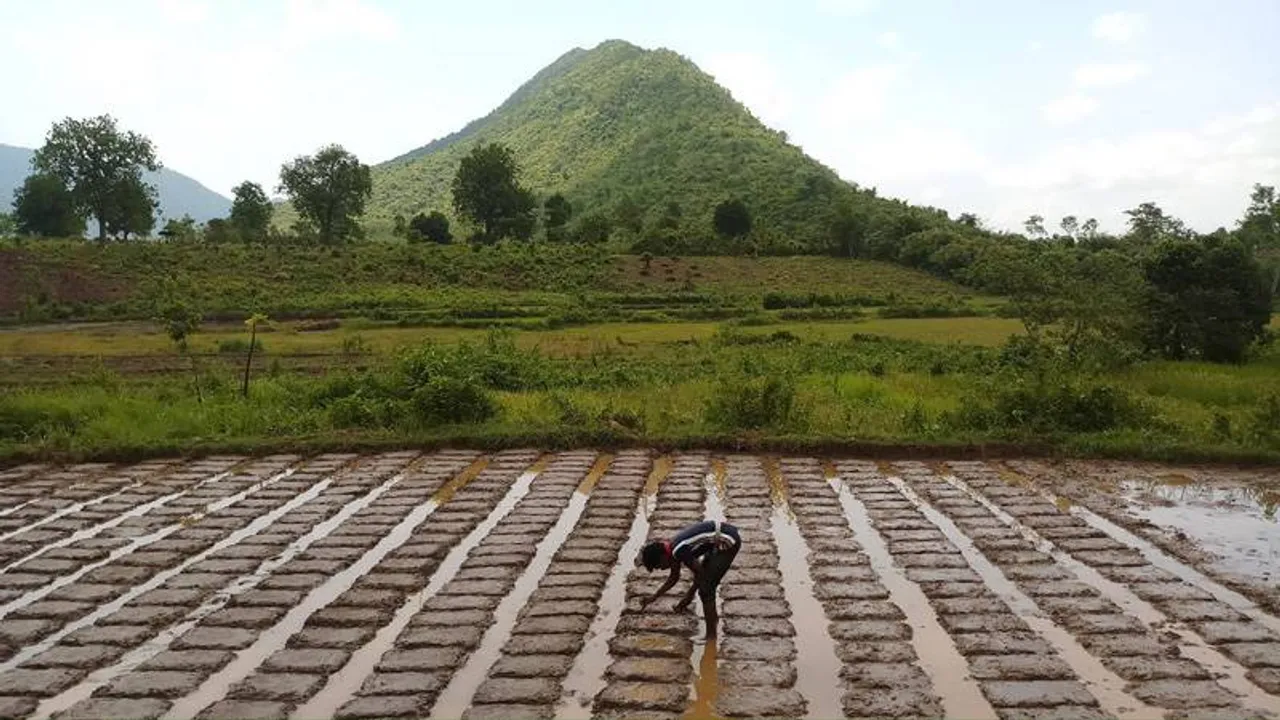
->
2, 0, 1277, 233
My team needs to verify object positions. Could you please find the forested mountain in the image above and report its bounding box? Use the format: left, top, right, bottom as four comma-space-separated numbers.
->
0, 143, 231, 224
366, 39, 959, 252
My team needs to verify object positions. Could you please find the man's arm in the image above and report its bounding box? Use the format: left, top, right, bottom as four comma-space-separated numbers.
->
674, 557, 703, 611
640, 565, 681, 609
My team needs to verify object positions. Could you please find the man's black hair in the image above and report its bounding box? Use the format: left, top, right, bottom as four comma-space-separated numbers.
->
640, 540, 666, 571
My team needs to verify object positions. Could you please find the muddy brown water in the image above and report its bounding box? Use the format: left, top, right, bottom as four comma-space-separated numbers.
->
0, 453, 1278, 719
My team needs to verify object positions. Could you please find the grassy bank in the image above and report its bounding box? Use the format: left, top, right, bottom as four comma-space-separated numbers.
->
3, 330, 1278, 464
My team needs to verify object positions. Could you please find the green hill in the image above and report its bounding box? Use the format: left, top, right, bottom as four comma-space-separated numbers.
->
359, 40, 955, 252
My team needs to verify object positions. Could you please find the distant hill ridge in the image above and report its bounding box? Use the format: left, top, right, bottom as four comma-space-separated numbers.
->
0, 143, 231, 225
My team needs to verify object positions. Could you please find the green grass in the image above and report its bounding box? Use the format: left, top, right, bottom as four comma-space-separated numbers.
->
3, 329, 1278, 464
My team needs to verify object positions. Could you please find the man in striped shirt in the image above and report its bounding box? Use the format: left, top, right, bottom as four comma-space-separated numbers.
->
638, 519, 742, 638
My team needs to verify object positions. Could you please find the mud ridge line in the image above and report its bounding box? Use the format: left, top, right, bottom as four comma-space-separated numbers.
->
156, 450, 533, 720
431, 451, 618, 718
0, 459, 252, 577
941, 465, 1280, 716
680, 455, 800, 719
1010, 459, 1280, 634
284, 451, 584, 720
779, 458, 986, 719
0, 460, 179, 547
0, 453, 364, 718
1016, 459, 1280, 619
843, 460, 1155, 720
557, 454, 673, 720
0, 461, 168, 540
26, 452, 459, 720
446, 451, 657, 720
0, 455, 304, 661
0, 463, 124, 516
281, 450, 551, 720
0, 456, 304, 625
0, 464, 54, 493
945, 461, 1280, 714
591, 453, 710, 720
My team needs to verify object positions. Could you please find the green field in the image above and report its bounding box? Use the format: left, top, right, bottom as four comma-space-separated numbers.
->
2, 241, 1277, 464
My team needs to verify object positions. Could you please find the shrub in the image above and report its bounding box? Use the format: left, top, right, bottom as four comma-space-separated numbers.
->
1248, 393, 1280, 445
410, 376, 496, 426
216, 338, 264, 354
954, 376, 1144, 434
0, 398, 87, 441
706, 375, 801, 430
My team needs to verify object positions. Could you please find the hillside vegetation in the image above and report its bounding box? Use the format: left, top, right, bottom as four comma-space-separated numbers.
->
0, 242, 989, 324
355, 40, 961, 252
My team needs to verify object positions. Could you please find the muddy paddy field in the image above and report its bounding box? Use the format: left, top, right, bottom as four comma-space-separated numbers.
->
0, 452, 1277, 720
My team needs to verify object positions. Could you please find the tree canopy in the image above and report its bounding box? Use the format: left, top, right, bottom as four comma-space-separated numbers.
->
278, 145, 372, 244
451, 142, 536, 242
12, 173, 85, 238
31, 114, 159, 242
713, 198, 751, 240
230, 181, 273, 241
409, 211, 452, 244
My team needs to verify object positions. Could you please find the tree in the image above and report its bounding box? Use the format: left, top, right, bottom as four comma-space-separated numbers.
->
160, 215, 199, 242
0, 212, 14, 238
409, 211, 452, 244
204, 218, 239, 244
829, 200, 867, 258
102, 175, 157, 240
1081, 218, 1099, 238
1142, 236, 1272, 363
1060, 215, 1079, 239
1238, 184, 1278, 249
12, 173, 85, 237
543, 193, 572, 241
242, 313, 268, 398
392, 213, 408, 238
571, 213, 612, 244
713, 199, 751, 240
1124, 202, 1187, 243
278, 144, 372, 244
230, 181, 273, 241
31, 115, 159, 242
613, 195, 643, 236
451, 142, 536, 242
157, 299, 204, 402
1023, 214, 1047, 239
957, 212, 981, 229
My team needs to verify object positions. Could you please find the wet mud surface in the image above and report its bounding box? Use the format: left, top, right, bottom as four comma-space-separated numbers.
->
0, 454, 1277, 718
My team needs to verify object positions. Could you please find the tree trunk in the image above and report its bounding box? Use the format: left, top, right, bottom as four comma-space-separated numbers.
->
96, 206, 107, 242
242, 324, 256, 398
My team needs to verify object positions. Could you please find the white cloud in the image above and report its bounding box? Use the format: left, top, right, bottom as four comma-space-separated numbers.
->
1042, 93, 1099, 125
1073, 62, 1149, 88
820, 65, 903, 125
877, 31, 901, 50
282, 0, 399, 44
816, 0, 879, 16
1092, 11, 1146, 44
703, 52, 792, 128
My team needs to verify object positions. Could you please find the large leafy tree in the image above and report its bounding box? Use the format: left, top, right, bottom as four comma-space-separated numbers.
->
102, 175, 158, 240
31, 114, 159, 242
1142, 236, 1272, 363
230, 181, 273, 241
1236, 183, 1280, 294
409, 211, 452, 244
543, 193, 572, 241
713, 198, 751, 240
451, 142, 536, 242
12, 173, 85, 237
278, 145, 371, 244
1124, 202, 1187, 243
